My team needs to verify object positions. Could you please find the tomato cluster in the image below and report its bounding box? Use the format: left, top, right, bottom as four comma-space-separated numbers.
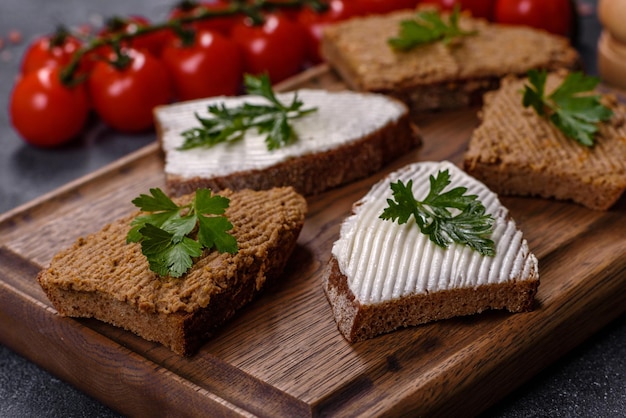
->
423, 0, 575, 37
9, 0, 575, 148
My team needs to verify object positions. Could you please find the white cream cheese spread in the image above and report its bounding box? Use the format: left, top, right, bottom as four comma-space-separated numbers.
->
154, 89, 407, 179
331, 161, 538, 305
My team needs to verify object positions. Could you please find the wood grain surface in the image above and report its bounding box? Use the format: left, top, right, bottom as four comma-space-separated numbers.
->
1, 64, 625, 417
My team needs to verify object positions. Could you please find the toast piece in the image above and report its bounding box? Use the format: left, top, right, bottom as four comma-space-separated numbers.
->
154, 89, 421, 197
464, 72, 626, 210
323, 161, 538, 342
321, 8, 580, 112
37, 187, 307, 356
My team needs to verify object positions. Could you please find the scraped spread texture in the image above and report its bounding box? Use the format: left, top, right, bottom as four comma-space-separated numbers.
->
324, 161, 539, 342
156, 89, 407, 179
332, 161, 537, 305
464, 72, 626, 210
38, 187, 307, 315
322, 9, 578, 90
38, 187, 307, 355
321, 8, 579, 111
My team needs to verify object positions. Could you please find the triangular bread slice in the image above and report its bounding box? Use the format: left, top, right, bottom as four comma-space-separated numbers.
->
321, 8, 579, 112
37, 187, 307, 356
154, 89, 420, 197
323, 161, 538, 342
464, 71, 626, 210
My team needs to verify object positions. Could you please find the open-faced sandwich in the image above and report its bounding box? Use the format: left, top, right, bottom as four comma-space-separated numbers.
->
154, 74, 421, 197
324, 161, 539, 342
38, 186, 307, 355
464, 69, 626, 210
321, 6, 580, 112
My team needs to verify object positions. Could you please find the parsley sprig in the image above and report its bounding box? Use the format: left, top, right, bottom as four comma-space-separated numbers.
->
126, 188, 238, 278
522, 70, 614, 147
388, 6, 477, 51
179, 74, 317, 151
380, 169, 495, 256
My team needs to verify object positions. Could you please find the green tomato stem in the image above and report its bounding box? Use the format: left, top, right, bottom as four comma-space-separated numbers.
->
58, 0, 328, 86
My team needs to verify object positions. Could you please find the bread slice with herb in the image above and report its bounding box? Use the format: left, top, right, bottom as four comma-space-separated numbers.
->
320, 7, 580, 112
464, 71, 626, 210
323, 161, 539, 342
37, 187, 307, 356
154, 88, 420, 197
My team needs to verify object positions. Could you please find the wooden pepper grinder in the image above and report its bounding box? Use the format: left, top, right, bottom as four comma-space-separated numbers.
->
597, 0, 626, 89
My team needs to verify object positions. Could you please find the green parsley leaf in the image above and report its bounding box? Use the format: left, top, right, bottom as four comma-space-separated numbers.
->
388, 5, 477, 51
127, 188, 238, 278
522, 69, 614, 147
179, 73, 317, 151
126, 187, 181, 243
138, 224, 203, 277
380, 169, 496, 256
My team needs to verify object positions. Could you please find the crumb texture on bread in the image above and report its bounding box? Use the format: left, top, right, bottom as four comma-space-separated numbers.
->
37, 187, 307, 355
324, 161, 539, 342
321, 10, 579, 111
464, 72, 626, 210
155, 89, 420, 196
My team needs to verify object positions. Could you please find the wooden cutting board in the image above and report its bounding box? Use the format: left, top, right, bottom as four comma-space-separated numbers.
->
1, 64, 625, 417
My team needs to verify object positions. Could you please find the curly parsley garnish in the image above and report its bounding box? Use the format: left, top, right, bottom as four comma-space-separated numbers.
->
126, 188, 238, 278
388, 6, 477, 51
380, 169, 495, 256
179, 73, 317, 151
522, 69, 614, 147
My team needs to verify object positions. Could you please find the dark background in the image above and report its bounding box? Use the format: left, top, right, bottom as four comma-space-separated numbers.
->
1, 1, 624, 416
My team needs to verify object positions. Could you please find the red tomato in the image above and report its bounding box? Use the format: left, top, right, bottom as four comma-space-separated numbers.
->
10, 66, 89, 147
20, 28, 83, 74
356, 0, 420, 15
420, 0, 497, 20
231, 12, 306, 83
297, 0, 363, 64
494, 0, 573, 37
88, 48, 172, 132
99, 15, 170, 57
161, 29, 243, 100
169, 0, 243, 36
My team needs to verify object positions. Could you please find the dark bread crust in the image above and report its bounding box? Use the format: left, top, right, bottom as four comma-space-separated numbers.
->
463, 161, 626, 211
165, 112, 421, 197
323, 257, 539, 343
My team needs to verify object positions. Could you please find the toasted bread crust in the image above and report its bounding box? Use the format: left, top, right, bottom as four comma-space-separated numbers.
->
37, 187, 307, 355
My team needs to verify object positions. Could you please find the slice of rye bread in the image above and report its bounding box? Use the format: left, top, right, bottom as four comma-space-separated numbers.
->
154, 89, 421, 197
37, 187, 307, 356
320, 8, 580, 112
464, 72, 626, 211
323, 161, 539, 342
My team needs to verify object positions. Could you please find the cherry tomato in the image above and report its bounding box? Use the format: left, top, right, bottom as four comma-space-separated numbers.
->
420, 0, 497, 20
297, 0, 363, 64
88, 48, 172, 132
355, 0, 420, 15
231, 12, 306, 83
20, 27, 83, 75
99, 15, 170, 58
161, 29, 243, 100
494, 0, 574, 37
169, 0, 243, 36
10, 66, 89, 147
